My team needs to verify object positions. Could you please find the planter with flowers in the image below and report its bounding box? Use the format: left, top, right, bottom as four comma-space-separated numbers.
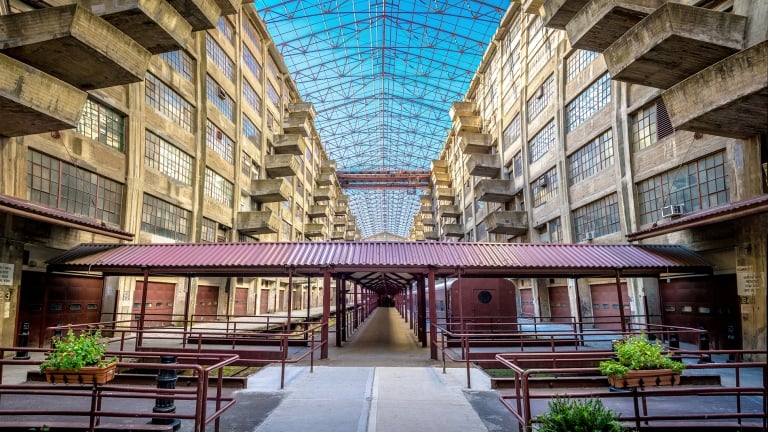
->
599, 334, 685, 389
40, 327, 117, 385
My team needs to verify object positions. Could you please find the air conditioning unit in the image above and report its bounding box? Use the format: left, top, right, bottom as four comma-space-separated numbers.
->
582, 231, 595, 241
661, 204, 685, 218
217, 85, 226, 100
538, 177, 548, 187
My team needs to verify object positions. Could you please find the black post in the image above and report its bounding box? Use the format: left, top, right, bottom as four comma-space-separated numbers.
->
13, 322, 30, 360
698, 327, 712, 363
151, 355, 180, 430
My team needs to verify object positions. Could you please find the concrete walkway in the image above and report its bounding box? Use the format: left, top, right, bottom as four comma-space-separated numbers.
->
216, 307, 517, 432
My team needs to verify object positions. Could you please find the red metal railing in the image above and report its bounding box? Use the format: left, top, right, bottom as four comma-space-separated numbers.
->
494, 350, 767, 431
0, 348, 239, 432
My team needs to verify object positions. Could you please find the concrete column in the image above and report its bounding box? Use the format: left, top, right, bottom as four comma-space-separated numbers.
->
533, 278, 551, 320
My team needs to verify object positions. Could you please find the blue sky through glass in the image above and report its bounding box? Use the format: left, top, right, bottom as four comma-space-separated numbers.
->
255, 1, 507, 237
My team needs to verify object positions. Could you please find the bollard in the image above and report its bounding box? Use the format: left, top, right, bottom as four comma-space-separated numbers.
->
669, 332, 679, 349
13, 322, 30, 360
151, 356, 181, 430
698, 327, 712, 363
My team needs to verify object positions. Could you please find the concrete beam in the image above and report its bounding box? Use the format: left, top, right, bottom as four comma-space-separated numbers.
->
0, 53, 86, 137
604, 3, 746, 89
662, 41, 767, 139
0, 4, 151, 90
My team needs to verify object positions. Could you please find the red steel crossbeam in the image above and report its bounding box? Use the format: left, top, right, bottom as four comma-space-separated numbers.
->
337, 170, 431, 189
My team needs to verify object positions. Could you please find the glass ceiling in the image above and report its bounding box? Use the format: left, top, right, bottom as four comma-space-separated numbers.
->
255, 1, 507, 238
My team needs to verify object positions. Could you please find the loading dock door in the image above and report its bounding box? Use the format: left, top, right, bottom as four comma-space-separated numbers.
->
20, 271, 103, 347
259, 289, 270, 314
549, 286, 571, 323
234, 287, 248, 316
590, 283, 629, 330
195, 285, 219, 320
520, 288, 535, 317
132, 281, 174, 328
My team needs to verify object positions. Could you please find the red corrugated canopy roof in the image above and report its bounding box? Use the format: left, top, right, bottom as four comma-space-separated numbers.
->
47, 241, 711, 278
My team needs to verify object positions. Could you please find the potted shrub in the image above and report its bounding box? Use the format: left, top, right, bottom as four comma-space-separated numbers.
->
40, 327, 117, 385
599, 334, 685, 389
535, 397, 626, 431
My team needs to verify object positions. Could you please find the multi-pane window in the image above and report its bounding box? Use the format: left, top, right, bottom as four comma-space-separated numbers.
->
243, 18, 262, 52
206, 120, 234, 163
266, 80, 280, 107
281, 220, 291, 241
242, 114, 261, 146
267, 111, 276, 132
27, 150, 123, 225
567, 129, 614, 185
548, 218, 562, 243
243, 79, 262, 114
204, 168, 233, 207
145, 74, 194, 132
206, 34, 234, 82
201, 218, 217, 243
636, 151, 729, 225
464, 202, 473, 220
513, 152, 523, 178
528, 120, 555, 163
532, 168, 558, 207
476, 222, 488, 242
217, 17, 234, 45
159, 50, 193, 81
243, 44, 261, 80
566, 49, 599, 82
502, 115, 521, 152
526, 75, 554, 124
241, 152, 252, 178
572, 194, 620, 240
76, 99, 125, 151
141, 194, 190, 241
566, 73, 611, 132
206, 75, 235, 122
145, 130, 193, 185
630, 100, 675, 151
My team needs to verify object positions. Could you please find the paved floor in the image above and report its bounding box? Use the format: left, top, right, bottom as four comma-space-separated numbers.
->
214, 307, 517, 432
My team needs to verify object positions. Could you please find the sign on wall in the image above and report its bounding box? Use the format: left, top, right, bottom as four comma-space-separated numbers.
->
0, 263, 14, 286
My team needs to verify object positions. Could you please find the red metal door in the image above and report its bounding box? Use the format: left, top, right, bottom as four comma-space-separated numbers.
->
234, 287, 248, 316
195, 285, 219, 320
590, 283, 629, 330
548, 286, 571, 323
277, 290, 285, 312
520, 288, 535, 317
259, 289, 270, 314
19, 271, 103, 347
132, 281, 174, 328
660, 275, 739, 347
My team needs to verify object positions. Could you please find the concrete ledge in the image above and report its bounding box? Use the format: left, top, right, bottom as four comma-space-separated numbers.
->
542, 0, 590, 30
0, 53, 87, 137
0, 4, 151, 90
213, 0, 240, 15
604, 3, 746, 89
662, 41, 767, 139
83, 0, 193, 54
565, 0, 663, 52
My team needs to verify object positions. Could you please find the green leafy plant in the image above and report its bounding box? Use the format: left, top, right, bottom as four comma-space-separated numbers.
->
536, 397, 625, 432
599, 334, 685, 378
39, 327, 115, 372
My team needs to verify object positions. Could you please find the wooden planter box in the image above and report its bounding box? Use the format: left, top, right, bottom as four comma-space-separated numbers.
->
44, 362, 116, 385
608, 369, 680, 389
